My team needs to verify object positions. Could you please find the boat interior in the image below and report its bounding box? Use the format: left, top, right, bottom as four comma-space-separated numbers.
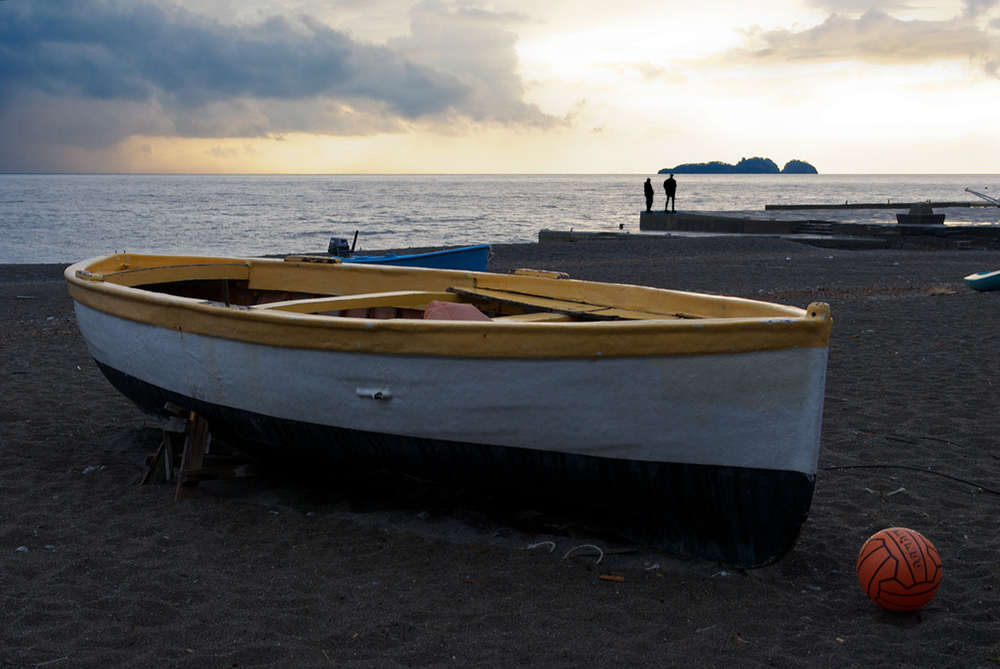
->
72, 255, 807, 323
136, 275, 684, 323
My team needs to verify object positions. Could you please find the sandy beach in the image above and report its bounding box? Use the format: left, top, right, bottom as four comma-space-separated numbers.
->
3, 236, 999, 667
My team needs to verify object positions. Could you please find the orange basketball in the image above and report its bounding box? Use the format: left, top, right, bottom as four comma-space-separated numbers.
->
856, 527, 942, 611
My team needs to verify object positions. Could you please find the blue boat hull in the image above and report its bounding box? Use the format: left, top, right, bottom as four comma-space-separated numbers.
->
964, 270, 1000, 291
341, 245, 490, 272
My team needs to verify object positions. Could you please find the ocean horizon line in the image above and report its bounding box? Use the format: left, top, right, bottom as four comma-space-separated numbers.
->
4, 171, 1000, 178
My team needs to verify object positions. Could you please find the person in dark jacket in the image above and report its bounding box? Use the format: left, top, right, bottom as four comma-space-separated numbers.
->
664, 174, 676, 213
644, 178, 654, 212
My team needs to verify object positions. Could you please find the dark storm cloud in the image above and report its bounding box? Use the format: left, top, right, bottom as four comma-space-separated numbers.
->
0, 0, 469, 117
0, 0, 562, 170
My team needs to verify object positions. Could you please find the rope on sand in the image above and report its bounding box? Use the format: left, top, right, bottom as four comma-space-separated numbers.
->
525, 541, 556, 553
562, 544, 604, 565
821, 464, 1000, 496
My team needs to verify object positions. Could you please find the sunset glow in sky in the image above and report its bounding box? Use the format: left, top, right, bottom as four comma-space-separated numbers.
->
2, 0, 999, 173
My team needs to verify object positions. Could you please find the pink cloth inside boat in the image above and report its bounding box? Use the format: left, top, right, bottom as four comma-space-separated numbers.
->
423, 300, 492, 321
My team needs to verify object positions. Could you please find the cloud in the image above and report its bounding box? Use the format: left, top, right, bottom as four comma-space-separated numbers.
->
0, 0, 561, 170
805, 0, 918, 12
806, 0, 1000, 18
387, 0, 558, 127
601, 61, 687, 85
963, 0, 1000, 18
0, 1, 467, 115
205, 144, 258, 158
724, 10, 997, 66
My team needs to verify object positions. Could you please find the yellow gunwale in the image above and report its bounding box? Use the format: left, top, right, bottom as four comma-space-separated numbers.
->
66, 254, 832, 358
74, 261, 251, 286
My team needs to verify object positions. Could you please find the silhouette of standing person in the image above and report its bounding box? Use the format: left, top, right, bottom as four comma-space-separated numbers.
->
664, 174, 676, 213
644, 178, 654, 212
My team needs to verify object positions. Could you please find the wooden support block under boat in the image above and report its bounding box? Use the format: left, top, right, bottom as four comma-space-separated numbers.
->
174, 411, 210, 502
179, 456, 260, 482
139, 441, 168, 486
140, 404, 260, 495
140, 406, 189, 485
144, 450, 259, 485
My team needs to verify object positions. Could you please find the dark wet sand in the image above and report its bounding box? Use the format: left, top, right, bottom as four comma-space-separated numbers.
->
3, 236, 999, 667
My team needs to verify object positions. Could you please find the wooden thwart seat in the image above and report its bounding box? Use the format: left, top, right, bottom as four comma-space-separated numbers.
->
447, 286, 691, 321
249, 290, 459, 314
250, 285, 696, 321
491, 312, 574, 322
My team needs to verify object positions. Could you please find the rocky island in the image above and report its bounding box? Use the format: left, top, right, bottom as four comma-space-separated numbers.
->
659, 157, 817, 174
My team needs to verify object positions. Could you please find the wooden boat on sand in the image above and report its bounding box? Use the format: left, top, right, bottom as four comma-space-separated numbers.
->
66, 253, 832, 567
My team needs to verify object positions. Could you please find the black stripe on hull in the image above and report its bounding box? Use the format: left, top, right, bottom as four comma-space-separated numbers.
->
97, 361, 815, 568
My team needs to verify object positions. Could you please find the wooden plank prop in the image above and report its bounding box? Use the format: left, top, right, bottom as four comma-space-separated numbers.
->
174, 410, 210, 501
140, 403, 259, 500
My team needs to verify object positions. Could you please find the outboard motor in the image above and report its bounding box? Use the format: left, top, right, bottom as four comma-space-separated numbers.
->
328, 237, 351, 257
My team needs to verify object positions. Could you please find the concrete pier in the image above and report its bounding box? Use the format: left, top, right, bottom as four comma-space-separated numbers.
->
640, 212, 804, 235
764, 201, 994, 211
631, 211, 1000, 250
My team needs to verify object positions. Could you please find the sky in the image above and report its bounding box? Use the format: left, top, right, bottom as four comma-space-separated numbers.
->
1, 0, 999, 174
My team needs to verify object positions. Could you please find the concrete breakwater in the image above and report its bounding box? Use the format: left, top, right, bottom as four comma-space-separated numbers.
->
764, 201, 995, 210
632, 211, 1000, 250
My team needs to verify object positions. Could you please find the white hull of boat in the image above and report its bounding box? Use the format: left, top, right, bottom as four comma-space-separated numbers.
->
65, 253, 833, 566
75, 303, 827, 475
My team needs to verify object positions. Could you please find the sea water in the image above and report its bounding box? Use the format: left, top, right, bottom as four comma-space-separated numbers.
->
2, 173, 999, 264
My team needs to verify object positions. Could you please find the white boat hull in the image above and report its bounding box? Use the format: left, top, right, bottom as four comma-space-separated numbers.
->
76, 303, 826, 475
66, 253, 833, 567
